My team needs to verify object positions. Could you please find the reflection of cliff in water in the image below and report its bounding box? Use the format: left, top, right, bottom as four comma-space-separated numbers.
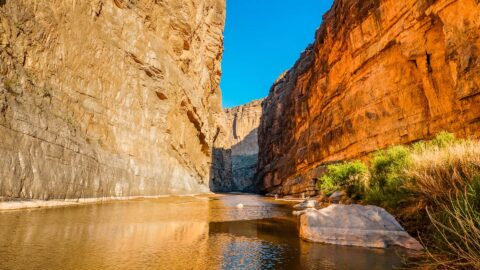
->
0, 197, 211, 269
0, 194, 407, 270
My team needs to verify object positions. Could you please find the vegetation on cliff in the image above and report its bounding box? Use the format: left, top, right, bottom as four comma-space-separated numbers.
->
317, 132, 480, 269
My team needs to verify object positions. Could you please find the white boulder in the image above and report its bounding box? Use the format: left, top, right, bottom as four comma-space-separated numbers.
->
299, 204, 423, 250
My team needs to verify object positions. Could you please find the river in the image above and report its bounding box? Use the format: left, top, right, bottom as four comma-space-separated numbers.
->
0, 194, 407, 269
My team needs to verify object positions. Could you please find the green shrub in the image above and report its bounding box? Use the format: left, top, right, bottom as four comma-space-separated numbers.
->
411, 140, 428, 154
318, 161, 367, 198
370, 145, 411, 190
4, 78, 17, 93
365, 145, 412, 208
430, 131, 456, 148
412, 132, 456, 154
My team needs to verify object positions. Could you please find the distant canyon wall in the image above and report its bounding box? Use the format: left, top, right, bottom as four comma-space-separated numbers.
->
0, 0, 225, 199
211, 99, 263, 193
258, 0, 480, 196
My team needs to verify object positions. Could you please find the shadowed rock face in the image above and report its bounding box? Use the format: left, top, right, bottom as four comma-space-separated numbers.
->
258, 0, 480, 195
0, 0, 225, 199
211, 100, 263, 193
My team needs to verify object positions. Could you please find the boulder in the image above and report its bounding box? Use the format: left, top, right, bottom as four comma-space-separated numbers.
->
299, 204, 423, 250
293, 200, 317, 209
328, 191, 346, 204
314, 194, 327, 202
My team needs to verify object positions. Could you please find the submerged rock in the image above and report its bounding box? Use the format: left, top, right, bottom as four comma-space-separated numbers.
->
299, 204, 423, 250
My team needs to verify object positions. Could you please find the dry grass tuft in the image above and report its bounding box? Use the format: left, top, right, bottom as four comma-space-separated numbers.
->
406, 139, 480, 269
407, 140, 480, 204
424, 190, 480, 269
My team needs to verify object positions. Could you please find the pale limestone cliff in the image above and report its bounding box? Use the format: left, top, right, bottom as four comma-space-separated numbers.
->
258, 0, 480, 195
211, 99, 263, 192
0, 0, 225, 199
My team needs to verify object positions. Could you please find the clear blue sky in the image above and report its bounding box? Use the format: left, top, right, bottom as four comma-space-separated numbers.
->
221, 0, 334, 108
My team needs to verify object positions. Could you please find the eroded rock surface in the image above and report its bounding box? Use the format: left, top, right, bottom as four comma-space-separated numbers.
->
258, 0, 480, 195
299, 204, 423, 250
211, 99, 263, 192
0, 0, 225, 199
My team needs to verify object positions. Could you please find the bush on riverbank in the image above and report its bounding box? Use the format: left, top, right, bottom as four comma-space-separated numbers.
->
317, 161, 367, 198
365, 145, 412, 209
317, 132, 480, 269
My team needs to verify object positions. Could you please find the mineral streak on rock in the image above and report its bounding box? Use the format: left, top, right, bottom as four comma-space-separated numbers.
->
258, 0, 480, 195
0, 0, 226, 199
211, 99, 263, 193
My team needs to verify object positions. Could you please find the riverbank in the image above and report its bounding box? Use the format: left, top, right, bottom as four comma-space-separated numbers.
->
0, 193, 215, 211
311, 132, 480, 269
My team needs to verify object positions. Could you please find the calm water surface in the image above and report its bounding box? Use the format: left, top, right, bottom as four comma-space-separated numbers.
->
0, 194, 407, 270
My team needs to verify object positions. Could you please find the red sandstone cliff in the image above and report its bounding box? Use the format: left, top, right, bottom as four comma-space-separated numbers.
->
258, 0, 480, 195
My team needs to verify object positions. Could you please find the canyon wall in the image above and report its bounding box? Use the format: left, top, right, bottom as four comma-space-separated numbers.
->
0, 0, 225, 199
211, 99, 262, 193
258, 0, 480, 196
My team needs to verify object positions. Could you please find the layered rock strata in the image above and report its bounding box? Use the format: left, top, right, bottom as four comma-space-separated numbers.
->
0, 0, 225, 199
258, 0, 480, 195
211, 99, 263, 192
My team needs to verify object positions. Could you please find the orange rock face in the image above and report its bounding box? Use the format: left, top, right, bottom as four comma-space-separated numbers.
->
258, 0, 480, 195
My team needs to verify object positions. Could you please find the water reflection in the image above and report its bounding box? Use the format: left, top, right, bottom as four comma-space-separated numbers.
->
0, 195, 406, 270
